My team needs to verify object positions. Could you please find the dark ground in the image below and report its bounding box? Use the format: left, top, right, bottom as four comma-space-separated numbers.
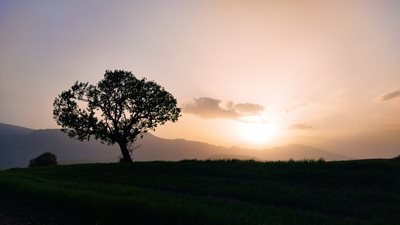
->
0, 158, 399, 225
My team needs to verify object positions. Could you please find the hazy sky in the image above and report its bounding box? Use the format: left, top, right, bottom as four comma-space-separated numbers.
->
1, 1, 400, 157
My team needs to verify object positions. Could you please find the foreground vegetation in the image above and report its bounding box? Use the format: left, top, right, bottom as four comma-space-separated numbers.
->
0, 159, 399, 225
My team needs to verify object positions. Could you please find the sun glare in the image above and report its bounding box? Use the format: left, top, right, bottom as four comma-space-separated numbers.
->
237, 116, 279, 144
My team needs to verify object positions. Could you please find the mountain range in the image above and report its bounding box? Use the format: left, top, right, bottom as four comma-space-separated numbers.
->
0, 123, 350, 169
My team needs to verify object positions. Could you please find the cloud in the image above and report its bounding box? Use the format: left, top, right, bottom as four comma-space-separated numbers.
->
380, 89, 400, 101
183, 97, 264, 119
234, 103, 264, 114
290, 123, 313, 130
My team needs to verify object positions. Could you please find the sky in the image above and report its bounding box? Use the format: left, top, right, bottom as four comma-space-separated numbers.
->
1, 0, 400, 158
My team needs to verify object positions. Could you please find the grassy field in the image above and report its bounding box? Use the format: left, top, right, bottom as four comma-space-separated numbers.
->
0, 159, 399, 225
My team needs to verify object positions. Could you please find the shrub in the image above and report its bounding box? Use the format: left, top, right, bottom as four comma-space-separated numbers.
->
29, 152, 58, 168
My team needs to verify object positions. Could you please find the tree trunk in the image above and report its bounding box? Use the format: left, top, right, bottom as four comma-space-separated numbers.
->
118, 142, 133, 163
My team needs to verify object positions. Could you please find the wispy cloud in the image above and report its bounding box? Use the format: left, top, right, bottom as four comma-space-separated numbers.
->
380, 89, 400, 101
290, 123, 313, 130
183, 97, 263, 120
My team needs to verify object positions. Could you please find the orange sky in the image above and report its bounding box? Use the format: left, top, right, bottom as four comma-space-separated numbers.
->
1, 1, 399, 158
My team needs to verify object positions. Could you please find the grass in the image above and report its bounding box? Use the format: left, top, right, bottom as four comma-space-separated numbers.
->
0, 159, 399, 225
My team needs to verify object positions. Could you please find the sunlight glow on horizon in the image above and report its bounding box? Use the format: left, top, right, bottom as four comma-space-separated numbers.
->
236, 116, 280, 145
1, 1, 400, 158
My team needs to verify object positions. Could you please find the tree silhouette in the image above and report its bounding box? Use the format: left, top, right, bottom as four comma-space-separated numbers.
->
29, 152, 58, 167
53, 70, 181, 162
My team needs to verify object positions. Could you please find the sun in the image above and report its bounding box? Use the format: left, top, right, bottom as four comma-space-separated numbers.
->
237, 116, 278, 144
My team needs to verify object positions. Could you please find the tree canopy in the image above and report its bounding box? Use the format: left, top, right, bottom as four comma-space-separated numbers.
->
53, 70, 181, 162
29, 152, 58, 168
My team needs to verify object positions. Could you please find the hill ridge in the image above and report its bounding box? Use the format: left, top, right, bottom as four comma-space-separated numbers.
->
0, 123, 350, 169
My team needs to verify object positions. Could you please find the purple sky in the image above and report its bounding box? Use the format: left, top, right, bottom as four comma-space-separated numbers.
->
1, 1, 400, 158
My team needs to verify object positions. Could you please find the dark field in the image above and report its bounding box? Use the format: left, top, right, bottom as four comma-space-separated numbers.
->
0, 159, 399, 225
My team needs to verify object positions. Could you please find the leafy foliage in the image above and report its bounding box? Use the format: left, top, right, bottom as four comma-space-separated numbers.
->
28, 152, 58, 168
53, 70, 181, 161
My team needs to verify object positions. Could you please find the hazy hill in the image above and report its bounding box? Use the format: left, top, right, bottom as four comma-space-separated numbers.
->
0, 123, 349, 169
261, 144, 348, 161
0, 124, 119, 169
0, 123, 34, 137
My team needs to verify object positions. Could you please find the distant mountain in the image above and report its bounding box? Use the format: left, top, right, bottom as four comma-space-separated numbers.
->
314, 128, 400, 159
136, 135, 350, 161
262, 144, 349, 161
0, 125, 119, 169
0, 123, 35, 137
0, 123, 350, 169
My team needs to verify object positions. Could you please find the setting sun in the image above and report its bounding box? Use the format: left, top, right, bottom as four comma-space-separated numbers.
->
237, 116, 279, 144
1, 1, 400, 224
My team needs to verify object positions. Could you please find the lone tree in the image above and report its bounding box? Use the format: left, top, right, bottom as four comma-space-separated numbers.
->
53, 70, 181, 162
29, 152, 58, 168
